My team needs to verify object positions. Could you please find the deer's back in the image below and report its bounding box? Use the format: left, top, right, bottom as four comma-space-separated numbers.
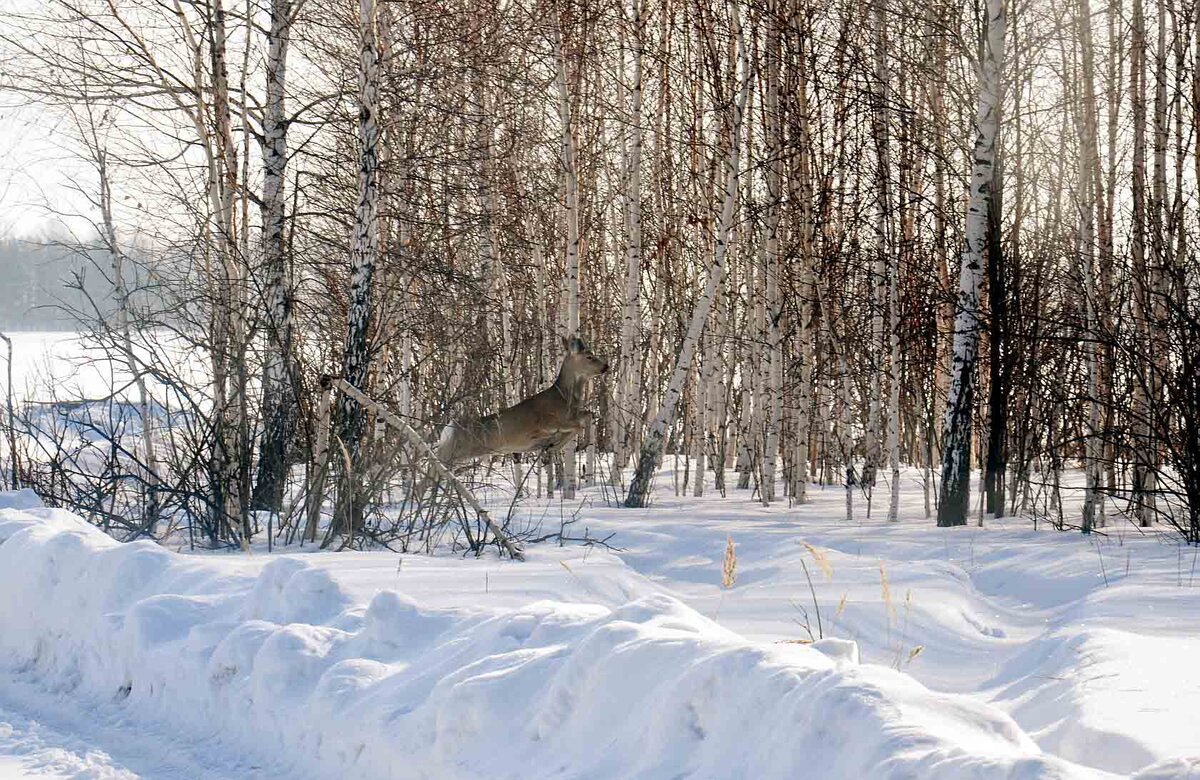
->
442, 387, 575, 461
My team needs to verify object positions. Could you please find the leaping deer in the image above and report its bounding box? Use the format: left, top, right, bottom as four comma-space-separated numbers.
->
436, 336, 609, 465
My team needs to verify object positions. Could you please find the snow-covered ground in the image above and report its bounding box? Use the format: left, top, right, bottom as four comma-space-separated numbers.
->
2, 468, 1198, 779
3, 332, 129, 404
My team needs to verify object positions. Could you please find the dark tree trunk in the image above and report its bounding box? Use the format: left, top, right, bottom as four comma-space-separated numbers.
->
984, 159, 1009, 518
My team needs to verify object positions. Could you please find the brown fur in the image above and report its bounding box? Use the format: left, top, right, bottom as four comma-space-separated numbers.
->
437, 336, 609, 465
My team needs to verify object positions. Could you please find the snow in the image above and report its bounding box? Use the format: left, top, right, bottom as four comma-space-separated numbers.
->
0, 472, 1198, 778
3, 333, 126, 405
1, 331, 203, 407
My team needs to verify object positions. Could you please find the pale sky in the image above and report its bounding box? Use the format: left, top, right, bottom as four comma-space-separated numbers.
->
0, 94, 93, 240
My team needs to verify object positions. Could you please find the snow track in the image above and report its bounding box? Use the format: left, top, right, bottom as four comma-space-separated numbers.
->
0, 669, 301, 780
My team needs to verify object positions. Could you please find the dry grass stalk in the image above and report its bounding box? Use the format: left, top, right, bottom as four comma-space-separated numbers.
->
722, 535, 737, 589
804, 542, 833, 579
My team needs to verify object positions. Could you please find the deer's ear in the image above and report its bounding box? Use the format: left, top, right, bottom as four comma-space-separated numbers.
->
569, 336, 586, 353
561, 335, 571, 351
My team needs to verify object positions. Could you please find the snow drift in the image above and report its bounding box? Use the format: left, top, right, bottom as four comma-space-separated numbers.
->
0, 495, 1102, 779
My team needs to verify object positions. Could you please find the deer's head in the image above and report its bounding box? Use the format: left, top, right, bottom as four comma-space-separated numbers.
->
559, 336, 609, 388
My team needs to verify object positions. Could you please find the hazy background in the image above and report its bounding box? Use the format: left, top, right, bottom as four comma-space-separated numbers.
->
0, 92, 114, 329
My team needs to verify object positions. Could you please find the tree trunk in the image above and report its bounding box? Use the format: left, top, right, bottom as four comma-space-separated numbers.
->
1076, 0, 1104, 533
626, 10, 750, 508
335, 0, 381, 534
252, 0, 295, 516
761, 3, 784, 504
938, 0, 1005, 527
614, 0, 644, 485
554, 19, 582, 500
983, 157, 1008, 520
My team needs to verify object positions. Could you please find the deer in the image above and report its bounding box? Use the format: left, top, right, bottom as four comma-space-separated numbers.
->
435, 336, 609, 466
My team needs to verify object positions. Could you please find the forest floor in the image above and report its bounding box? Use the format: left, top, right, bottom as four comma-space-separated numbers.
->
1, 469, 1198, 778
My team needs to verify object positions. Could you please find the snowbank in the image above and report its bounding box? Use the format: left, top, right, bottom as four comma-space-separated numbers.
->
0, 498, 1101, 779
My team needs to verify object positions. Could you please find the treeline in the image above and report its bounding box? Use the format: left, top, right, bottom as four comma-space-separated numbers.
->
0, 0, 1196, 548
0, 239, 121, 330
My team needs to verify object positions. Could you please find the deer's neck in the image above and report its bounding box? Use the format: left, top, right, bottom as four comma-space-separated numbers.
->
554, 370, 587, 408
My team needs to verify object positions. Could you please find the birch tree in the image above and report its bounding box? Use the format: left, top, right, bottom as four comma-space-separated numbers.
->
1076, 0, 1104, 533
553, 15, 583, 499
760, 0, 784, 504
626, 2, 751, 509
251, 0, 296, 516
613, 0, 645, 486
937, 0, 1005, 527
335, 0, 382, 532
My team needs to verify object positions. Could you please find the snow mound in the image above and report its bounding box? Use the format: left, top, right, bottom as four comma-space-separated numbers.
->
0, 497, 1101, 779
0, 489, 42, 511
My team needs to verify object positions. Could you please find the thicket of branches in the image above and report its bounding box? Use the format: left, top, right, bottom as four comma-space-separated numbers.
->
0, 0, 1197, 548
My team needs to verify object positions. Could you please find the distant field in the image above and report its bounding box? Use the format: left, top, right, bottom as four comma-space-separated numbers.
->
3, 332, 108, 404
2, 331, 204, 406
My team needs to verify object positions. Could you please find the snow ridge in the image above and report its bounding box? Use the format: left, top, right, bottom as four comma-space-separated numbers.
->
0, 498, 1102, 779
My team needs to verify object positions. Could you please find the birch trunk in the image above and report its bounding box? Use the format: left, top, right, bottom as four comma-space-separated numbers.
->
0, 333, 16, 489
788, 0, 815, 504
693, 355, 707, 497
735, 254, 756, 490
626, 10, 750, 508
252, 0, 295, 516
937, 0, 1005, 527
97, 147, 161, 532
1146, 0, 1170, 524
761, 4, 784, 505
335, 0, 381, 532
554, 20, 581, 500
614, 0, 644, 485
1130, 0, 1155, 525
865, 0, 891, 512
1077, 0, 1104, 533
208, 0, 249, 541
876, 0, 901, 523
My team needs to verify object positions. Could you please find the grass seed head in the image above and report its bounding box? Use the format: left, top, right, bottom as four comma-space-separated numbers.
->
804, 542, 834, 580
722, 536, 738, 589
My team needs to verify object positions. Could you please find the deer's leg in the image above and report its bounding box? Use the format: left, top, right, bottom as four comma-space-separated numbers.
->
543, 427, 582, 454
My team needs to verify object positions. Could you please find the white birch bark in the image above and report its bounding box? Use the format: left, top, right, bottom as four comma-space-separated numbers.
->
693, 355, 707, 497
937, 0, 1005, 527
471, 18, 514, 414
886, 234, 901, 522
760, 6, 784, 505
252, 0, 294, 515
1077, 0, 1104, 533
554, 20, 581, 499
735, 254, 756, 490
626, 8, 751, 508
1129, 0, 1156, 526
335, 0, 381, 531
789, 0, 815, 503
839, 344, 855, 523
1144, 0, 1170, 526
883, 14, 903, 523
614, 0, 645, 485
864, 0, 892, 513
208, 0, 249, 540
711, 241, 731, 494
